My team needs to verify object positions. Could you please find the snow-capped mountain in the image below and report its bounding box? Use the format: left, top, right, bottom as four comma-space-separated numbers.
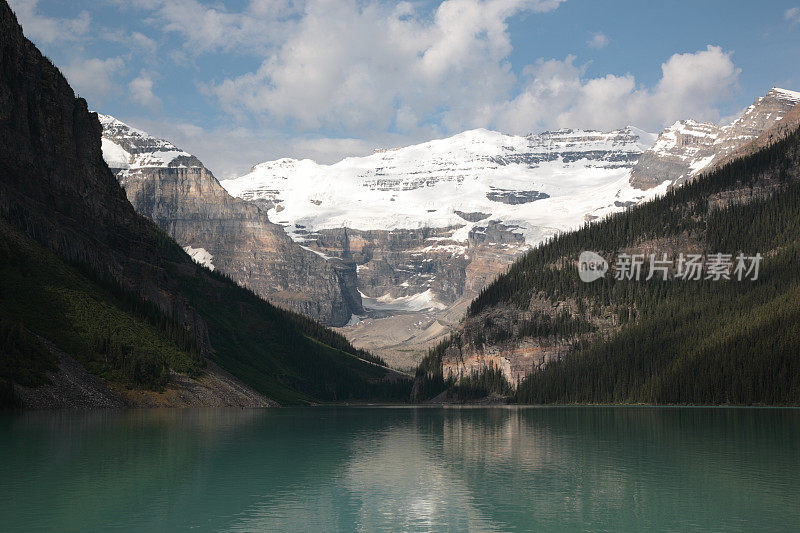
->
630, 87, 800, 189
223, 127, 661, 246
99, 87, 799, 368
222, 127, 664, 367
100, 114, 200, 173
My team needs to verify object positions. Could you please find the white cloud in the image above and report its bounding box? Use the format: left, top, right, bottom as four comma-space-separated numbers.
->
102, 29, 158, 56
106, 0, 739, 162
113, 1, 740, 173
209, 0, 565, 133
109, 43, 739, 178
8, 0, 91, 44
206, 0, 735, 139
55, 0, 741, 175
63, 57, 125, 102
786, 7, 800, 24
491, 45, 739, 134
587, 32, 609, 49
124, 0, 304, 56
129, 72, 161, 109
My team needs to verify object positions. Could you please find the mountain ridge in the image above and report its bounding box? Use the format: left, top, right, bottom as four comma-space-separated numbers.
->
221, 93, 796, 369
222, 125, 665, 368
629, 87, 800, 189
99, 114, 364, 326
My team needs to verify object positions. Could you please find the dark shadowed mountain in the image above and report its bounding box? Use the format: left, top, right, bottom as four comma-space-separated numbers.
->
0, 0, 407, 407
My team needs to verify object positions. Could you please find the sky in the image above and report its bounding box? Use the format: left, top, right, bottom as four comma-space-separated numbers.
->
8, 0, 800, 178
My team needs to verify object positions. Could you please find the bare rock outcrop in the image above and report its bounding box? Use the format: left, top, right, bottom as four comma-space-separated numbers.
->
630, 88, 800, 189
100, 115, 362, 326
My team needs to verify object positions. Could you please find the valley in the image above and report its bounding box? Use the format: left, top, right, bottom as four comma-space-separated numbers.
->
218, 87, 799, 369
95, 85, 800, 377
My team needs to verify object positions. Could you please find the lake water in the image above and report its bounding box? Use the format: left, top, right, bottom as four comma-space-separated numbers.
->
1, 406, 798, 532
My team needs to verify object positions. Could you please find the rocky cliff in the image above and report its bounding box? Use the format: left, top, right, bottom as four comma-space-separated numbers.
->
705, 100, 800, 173
0, 4, 197, 328
100, 115, 362, 326
630, 88, 800, 189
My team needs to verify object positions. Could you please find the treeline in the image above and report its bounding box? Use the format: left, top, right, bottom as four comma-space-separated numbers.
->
450, 364, 512, 401
76, 262, 205, 373
0, 220, 206, 392
412, 339, 514, 402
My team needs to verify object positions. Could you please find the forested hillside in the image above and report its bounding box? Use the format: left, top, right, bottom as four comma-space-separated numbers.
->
414, 125, 800, 405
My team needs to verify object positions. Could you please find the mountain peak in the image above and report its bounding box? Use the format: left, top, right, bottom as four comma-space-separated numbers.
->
767, 87, 800, 103
630, 86, 800, 190
223, 123, 657, 248
99, 114, 199, 171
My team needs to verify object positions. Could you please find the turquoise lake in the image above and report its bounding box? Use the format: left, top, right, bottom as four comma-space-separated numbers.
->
1, 406, 798, 532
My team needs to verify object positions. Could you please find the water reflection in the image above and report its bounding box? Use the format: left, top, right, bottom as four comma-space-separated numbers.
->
1, 407, 798, 532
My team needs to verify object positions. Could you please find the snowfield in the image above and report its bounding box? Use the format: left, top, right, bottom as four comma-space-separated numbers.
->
222, 127, 669, 247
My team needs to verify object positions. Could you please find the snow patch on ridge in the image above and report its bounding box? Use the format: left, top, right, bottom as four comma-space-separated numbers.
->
97, 113, 197, 170
101, 138, 131, 169
183, 246, 215, 270
770, 87, 800, 103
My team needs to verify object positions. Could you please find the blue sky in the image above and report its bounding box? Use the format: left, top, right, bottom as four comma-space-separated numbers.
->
9, 0, 800, 178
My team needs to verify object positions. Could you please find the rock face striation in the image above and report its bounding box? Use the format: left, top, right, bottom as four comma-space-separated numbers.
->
99, 115, 362, 326
630, 88, 800, 189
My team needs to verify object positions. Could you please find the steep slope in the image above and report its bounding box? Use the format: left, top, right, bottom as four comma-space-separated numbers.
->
99, 115, 362, 327
705, 101, 800, 173
414, 124, 800, 405
0, 218, 276, 408
630, 88, 800, 189
0, 0, 406, 407
224, 127, 663, 367
627, 120, 722, 189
